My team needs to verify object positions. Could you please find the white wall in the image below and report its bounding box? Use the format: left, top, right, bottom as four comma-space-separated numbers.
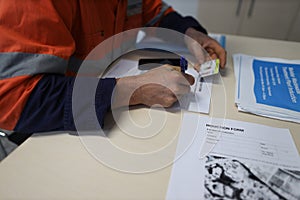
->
163, 0, 300, 42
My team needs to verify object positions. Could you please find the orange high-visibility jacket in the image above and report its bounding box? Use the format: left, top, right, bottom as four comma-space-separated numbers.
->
0, 0, 206, 135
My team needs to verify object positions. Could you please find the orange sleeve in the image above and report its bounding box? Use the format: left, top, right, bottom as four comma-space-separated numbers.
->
0, 0, 76, 131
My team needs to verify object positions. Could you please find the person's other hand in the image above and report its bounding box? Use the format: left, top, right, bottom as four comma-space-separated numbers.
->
185, 27, 226, 69
113, 65, 194, 108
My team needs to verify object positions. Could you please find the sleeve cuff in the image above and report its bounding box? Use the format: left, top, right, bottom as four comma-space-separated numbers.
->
64, 77, 116, 131
95, 78, 116, 128
159, 12, 207, 35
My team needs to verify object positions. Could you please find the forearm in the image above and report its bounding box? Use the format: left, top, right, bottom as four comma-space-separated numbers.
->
14, 75, 116, 133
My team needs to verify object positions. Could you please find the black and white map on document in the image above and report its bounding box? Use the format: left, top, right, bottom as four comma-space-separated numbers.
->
204, 155, 300, 200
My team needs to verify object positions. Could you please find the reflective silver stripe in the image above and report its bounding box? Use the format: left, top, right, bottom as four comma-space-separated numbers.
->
127, 0, 143, 16
145, 1, 170, 27
0, 52, 68, 79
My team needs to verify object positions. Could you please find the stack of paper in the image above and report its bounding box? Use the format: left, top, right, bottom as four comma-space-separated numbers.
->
233, 54, 300, 123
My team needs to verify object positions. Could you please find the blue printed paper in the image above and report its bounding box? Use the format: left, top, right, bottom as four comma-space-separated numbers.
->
253, 59, 300, 112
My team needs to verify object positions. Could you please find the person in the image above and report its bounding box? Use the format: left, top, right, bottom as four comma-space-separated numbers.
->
0, 0, 226, 141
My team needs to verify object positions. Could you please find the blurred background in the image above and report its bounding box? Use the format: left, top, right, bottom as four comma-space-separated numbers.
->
164, 0, 300, 42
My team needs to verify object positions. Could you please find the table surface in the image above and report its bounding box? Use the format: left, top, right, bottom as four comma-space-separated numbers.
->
0, 34, 299, 200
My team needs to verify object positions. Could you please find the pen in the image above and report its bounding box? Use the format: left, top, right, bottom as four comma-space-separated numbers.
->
170, 57, 188, 73
180, 56, 188, 73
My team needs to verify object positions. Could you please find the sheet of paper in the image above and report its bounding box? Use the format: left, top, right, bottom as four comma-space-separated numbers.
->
103, 59, 142, 78
103, 59, 212, 113
166, 113, 300, 200
199, 59, 220, 77
166, 113, 206, 200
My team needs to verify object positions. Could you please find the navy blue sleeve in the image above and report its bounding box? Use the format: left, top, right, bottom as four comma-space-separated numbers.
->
14, 74, 116, 134
159, 11, 207, 35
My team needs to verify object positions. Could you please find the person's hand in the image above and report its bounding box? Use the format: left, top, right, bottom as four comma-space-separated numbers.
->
112, 65, 194, 108
185, 27, 226, 69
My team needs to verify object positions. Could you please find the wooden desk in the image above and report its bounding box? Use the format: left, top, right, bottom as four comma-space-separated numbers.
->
0, 35, 299, 199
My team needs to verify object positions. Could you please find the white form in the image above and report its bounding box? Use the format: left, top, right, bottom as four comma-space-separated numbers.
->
167, 113, 300, 200
204, 118, 300, 170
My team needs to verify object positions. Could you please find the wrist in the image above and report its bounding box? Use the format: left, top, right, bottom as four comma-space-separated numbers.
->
113, 77, 142, 108
185, 27, 205, 38
185, 27, 196, 36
